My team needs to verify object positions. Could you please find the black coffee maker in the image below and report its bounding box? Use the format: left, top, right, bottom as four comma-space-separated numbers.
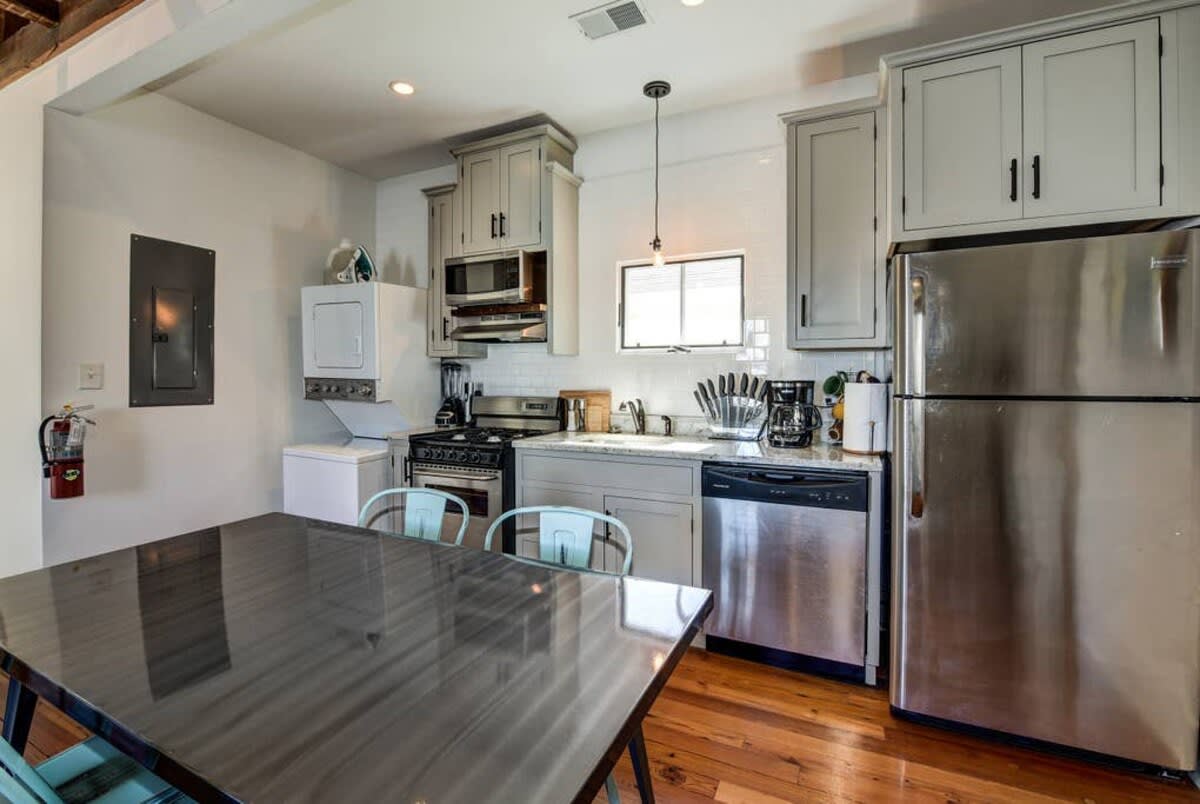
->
766, 380, 823, 448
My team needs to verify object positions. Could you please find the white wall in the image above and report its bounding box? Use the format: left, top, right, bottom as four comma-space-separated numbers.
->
0, 73, 57, 576
1, 0, 329, 577
376, 165, 457, 287
41, 92, 375, 565
376, 75, 886, 428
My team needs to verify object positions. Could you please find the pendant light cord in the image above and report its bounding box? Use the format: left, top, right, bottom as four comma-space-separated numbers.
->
654, 95, 660, 244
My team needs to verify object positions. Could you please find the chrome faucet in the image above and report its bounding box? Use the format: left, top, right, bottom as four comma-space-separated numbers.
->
620, 399, 647, 434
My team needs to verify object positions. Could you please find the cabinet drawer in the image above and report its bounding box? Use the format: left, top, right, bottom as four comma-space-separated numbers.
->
520, 453, 695, 497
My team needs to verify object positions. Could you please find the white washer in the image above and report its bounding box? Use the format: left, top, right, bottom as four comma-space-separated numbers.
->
282, 439, 391, 526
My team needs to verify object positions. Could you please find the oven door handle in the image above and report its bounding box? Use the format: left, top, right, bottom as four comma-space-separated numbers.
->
411, 464, 502, 483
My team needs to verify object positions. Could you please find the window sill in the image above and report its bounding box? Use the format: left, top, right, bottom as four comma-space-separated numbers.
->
616, 346, 744, 356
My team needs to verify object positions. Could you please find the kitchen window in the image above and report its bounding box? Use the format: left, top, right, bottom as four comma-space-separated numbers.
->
619, 253, 745, 350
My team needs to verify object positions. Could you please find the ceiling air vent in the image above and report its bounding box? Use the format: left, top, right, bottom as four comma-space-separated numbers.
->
570, 1, 650, 40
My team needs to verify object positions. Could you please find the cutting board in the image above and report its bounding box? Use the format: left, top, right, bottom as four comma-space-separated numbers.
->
559, 390, 611, 433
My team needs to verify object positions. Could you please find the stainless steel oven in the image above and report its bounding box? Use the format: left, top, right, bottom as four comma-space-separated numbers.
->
444, 251, 533, 308
409, 463, 502, 552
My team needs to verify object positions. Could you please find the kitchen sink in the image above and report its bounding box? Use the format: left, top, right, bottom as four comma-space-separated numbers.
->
565, 434, 714, 453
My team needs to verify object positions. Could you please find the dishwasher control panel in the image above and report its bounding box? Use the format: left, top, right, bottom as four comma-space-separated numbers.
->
702, 465, 868, 512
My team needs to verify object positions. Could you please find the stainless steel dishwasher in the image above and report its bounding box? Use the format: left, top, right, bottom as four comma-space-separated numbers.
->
702, 464, 870, 669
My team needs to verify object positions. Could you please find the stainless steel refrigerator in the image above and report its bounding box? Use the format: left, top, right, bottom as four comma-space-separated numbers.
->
892, 229, 1200, 771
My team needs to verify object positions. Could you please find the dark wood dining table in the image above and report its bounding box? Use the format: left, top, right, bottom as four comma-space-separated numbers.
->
0, 513, 712, 802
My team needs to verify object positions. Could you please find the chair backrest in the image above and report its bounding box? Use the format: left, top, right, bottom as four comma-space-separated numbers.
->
358, 488, 471, 544
0, 738, 61, 804
484, 506, 634, 575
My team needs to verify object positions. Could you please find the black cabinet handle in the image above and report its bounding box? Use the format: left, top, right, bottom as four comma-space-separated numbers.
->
1032, 155, 1041, 199
442, 317, 449, 340
1009, 158, 1018, 202
800, 294, 808, 327
499, 213, 506, 238
491, 213, 498, 238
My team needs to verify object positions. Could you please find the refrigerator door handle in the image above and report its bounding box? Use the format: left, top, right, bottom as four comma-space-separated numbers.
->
909, 401, 925, 519
910, 273, 927, 398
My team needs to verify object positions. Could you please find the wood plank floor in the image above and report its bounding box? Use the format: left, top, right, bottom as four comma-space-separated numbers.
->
5, 650, 1198, 802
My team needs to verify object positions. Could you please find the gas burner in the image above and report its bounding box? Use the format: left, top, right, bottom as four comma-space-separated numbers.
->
452, 434, 467, 441
486, 435, 503, 444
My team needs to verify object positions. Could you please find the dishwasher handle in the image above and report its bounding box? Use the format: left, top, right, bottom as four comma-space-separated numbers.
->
702, 464, 868, 512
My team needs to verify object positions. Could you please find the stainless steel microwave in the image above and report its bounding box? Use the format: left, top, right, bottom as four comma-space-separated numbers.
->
444, 251, 532, 308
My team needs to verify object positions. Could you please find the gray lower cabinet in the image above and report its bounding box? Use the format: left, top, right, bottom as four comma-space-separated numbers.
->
515, 451, 701, 586
602, 496, 692, 584
784, 103, 886, 349
517, 481, 605, 572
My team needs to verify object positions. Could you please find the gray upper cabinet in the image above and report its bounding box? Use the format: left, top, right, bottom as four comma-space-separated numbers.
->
425, 185, 486, 359
902, 49, 1023, 230
1021, 19, 1161, 219
786, 105, 886, 349
886, 6, 1187, 242
499, 141, 542, 249
453, 125, 576, 256
460, 151, 502, 255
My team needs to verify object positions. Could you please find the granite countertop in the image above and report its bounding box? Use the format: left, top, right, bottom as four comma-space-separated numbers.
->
514, 431, 884, 472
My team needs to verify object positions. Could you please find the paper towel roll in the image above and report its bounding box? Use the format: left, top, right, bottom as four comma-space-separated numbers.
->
843, 382, 890, 455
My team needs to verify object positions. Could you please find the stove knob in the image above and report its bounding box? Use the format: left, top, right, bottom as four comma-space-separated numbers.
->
467, 453, 479, 464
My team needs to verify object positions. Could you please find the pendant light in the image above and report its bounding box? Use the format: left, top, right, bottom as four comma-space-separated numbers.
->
644, 80, 671, 267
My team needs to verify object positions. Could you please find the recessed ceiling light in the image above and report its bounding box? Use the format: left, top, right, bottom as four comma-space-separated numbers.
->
681, 0, 704, 6
388, 81, 416, 96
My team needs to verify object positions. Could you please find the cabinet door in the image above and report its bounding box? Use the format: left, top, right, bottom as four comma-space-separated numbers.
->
427, 192, 453, 357
517, 483, 605, 571
903, 48, 1023, 229
1022, 19, 1161, 218
460, 149, 501, 255
499, 141, 542, 249
428, 191, 486, 359
603, 496, 693, 585
791, 111, 877, 345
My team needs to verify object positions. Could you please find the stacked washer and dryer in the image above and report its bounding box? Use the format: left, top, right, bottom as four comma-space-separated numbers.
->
282, 281, 438, 525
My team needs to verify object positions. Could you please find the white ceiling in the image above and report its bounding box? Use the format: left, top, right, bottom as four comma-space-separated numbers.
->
154, 0, 1116, 179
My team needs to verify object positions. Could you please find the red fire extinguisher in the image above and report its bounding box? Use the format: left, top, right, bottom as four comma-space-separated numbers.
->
39, 404, 95, 500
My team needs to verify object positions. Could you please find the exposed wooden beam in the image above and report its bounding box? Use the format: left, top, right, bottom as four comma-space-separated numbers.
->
1, 11, 32, 42
0, 0, 58, 28
0, 0, 142, 90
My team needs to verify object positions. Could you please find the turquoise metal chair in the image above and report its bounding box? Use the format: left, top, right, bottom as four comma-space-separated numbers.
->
484, 506, 634, 575
0, 731, 190, 803
358, 488, 470, 544
485, 506, 634, 801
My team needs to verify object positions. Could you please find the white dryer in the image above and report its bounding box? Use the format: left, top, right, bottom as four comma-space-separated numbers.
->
284, 281, 438, 526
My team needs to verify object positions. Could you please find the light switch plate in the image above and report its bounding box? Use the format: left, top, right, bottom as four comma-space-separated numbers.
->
79, 363, 104, 390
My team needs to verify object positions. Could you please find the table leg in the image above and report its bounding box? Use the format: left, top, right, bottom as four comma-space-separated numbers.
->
627, 723, 655, 804
3, 678, 37, 753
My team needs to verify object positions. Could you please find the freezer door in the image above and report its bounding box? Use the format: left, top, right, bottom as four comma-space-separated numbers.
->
892, 398, 1200, 769
895, 230, 1200, 397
